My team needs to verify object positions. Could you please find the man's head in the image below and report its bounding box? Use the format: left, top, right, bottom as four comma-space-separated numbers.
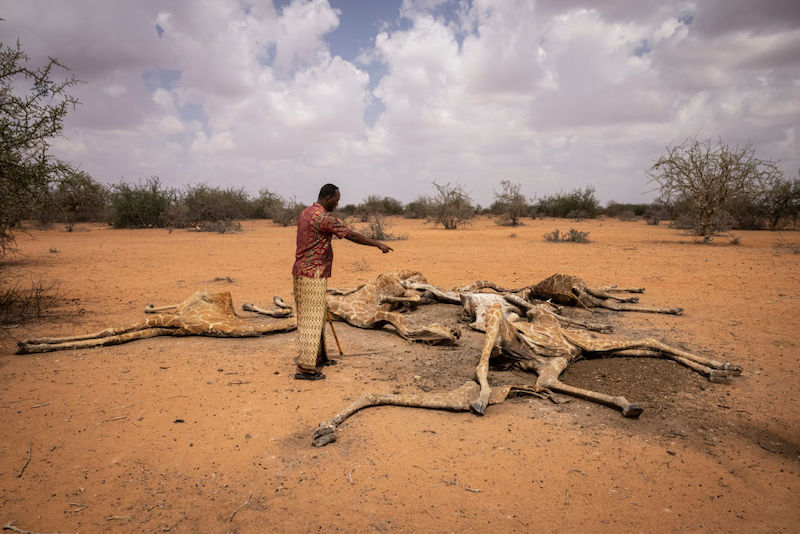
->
318, 183, 340, 212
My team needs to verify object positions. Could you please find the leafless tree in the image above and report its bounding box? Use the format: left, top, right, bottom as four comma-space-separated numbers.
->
493, 180, 528, 226
648, 138, 783, 243
430, 181, 475, 230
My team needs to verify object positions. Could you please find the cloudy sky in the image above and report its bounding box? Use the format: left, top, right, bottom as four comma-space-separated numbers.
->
1, 0, 799, 206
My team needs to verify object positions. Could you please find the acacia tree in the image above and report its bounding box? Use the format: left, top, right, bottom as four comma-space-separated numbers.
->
430, 181, 475, 229
493, 180, 528, 226
648, 138, 783, 243
0, 37, 82, 255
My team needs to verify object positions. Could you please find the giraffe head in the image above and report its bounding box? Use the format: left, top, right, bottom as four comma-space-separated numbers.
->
407, 323, 461, 345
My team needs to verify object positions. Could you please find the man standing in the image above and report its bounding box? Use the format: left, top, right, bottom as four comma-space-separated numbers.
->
292, 183, 393, 380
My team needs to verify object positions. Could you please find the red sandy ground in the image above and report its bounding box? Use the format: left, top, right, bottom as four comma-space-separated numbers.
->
0, 216, 798, 533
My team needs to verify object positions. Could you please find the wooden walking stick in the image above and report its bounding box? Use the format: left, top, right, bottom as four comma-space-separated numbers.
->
327, 311, 344, 356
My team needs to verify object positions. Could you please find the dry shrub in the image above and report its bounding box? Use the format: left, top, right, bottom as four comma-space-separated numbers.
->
773, 237, 800, 255
543, 228, 591, 243
193, 220, 242, 234
362, 215, 407, 241
0, 279, 65, 325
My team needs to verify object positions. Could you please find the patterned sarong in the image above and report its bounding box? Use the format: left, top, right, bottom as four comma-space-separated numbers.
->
293, 274, 328, 372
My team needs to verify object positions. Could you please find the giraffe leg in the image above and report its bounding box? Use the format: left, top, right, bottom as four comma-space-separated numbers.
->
377, 295, 424, 306
545, 379, 644, 417
403, 282, 461, 304
470, 304, 503, 415
205, 319, 297, 336
144, 303, 179, 313
598, 300, 683, 315
241, 302, 293, 318
313, 381, 484, 446
564, 333, 742, 381
525, 305, 614, 333
596, 285, 645, 294
17, 328, 179, 354
601, 346, 742, 383
20, 321, 158, 344
586, 287, 640, 303
534, 357, 643, 417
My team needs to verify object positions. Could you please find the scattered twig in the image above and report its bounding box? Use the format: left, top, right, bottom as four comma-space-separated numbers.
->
17, 443, 31, 477
69, 503, 89, 512
3, 521, 41, 534
106, 515, 132, 521
98, 415, 127, 425
757, 440, 779, 454
347, 471, 354, 485
229, 491, 252, 521
464, 487, 482, 493
31, 403, 50, 409
510, 515, 528, 527
227, 381, 251, 386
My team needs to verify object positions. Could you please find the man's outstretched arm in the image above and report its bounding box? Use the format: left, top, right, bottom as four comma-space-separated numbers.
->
344, 229, 393, 253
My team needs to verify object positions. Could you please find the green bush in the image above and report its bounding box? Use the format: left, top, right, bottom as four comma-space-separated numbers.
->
56, 171, 109, 224
109, 177, 174, 228
271, 197, 305, 227
403, 196, 431, 219
29, 171, 110, 228
604, 202, 650, 220
534, 186, 601, 218
251, 188, 285, 220
359, 195, 404, 216
172, 184, 250, 228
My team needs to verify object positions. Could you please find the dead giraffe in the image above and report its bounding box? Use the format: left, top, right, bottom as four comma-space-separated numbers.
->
400, 278, 612, 333
528, 273, 683, 314
311, 300, 554, 447
324, 271, 461, 344
312, 301, 741, 446
16, 291, 296, 354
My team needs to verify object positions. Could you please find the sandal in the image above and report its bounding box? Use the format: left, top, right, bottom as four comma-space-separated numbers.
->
294, 370, 326, 381
320, 359, 338, 366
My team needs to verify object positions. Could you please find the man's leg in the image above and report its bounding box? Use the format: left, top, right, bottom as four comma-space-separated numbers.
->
294, 275, 328, 378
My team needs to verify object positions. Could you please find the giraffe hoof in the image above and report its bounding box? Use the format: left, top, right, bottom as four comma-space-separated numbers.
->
15, 342, 30, 355
723, 363, 743, 375
622, 404, 643, 418
709, 370, 731, 383
312, 423, 336, 447
313, 432, 337, 447
673, 308, 684, 315
469, 400, 488, 416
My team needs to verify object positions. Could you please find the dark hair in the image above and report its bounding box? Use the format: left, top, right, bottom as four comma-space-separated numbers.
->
318, 183, 339, 200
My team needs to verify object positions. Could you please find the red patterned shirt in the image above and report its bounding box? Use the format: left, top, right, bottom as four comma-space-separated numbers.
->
292, 203, 350, 278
